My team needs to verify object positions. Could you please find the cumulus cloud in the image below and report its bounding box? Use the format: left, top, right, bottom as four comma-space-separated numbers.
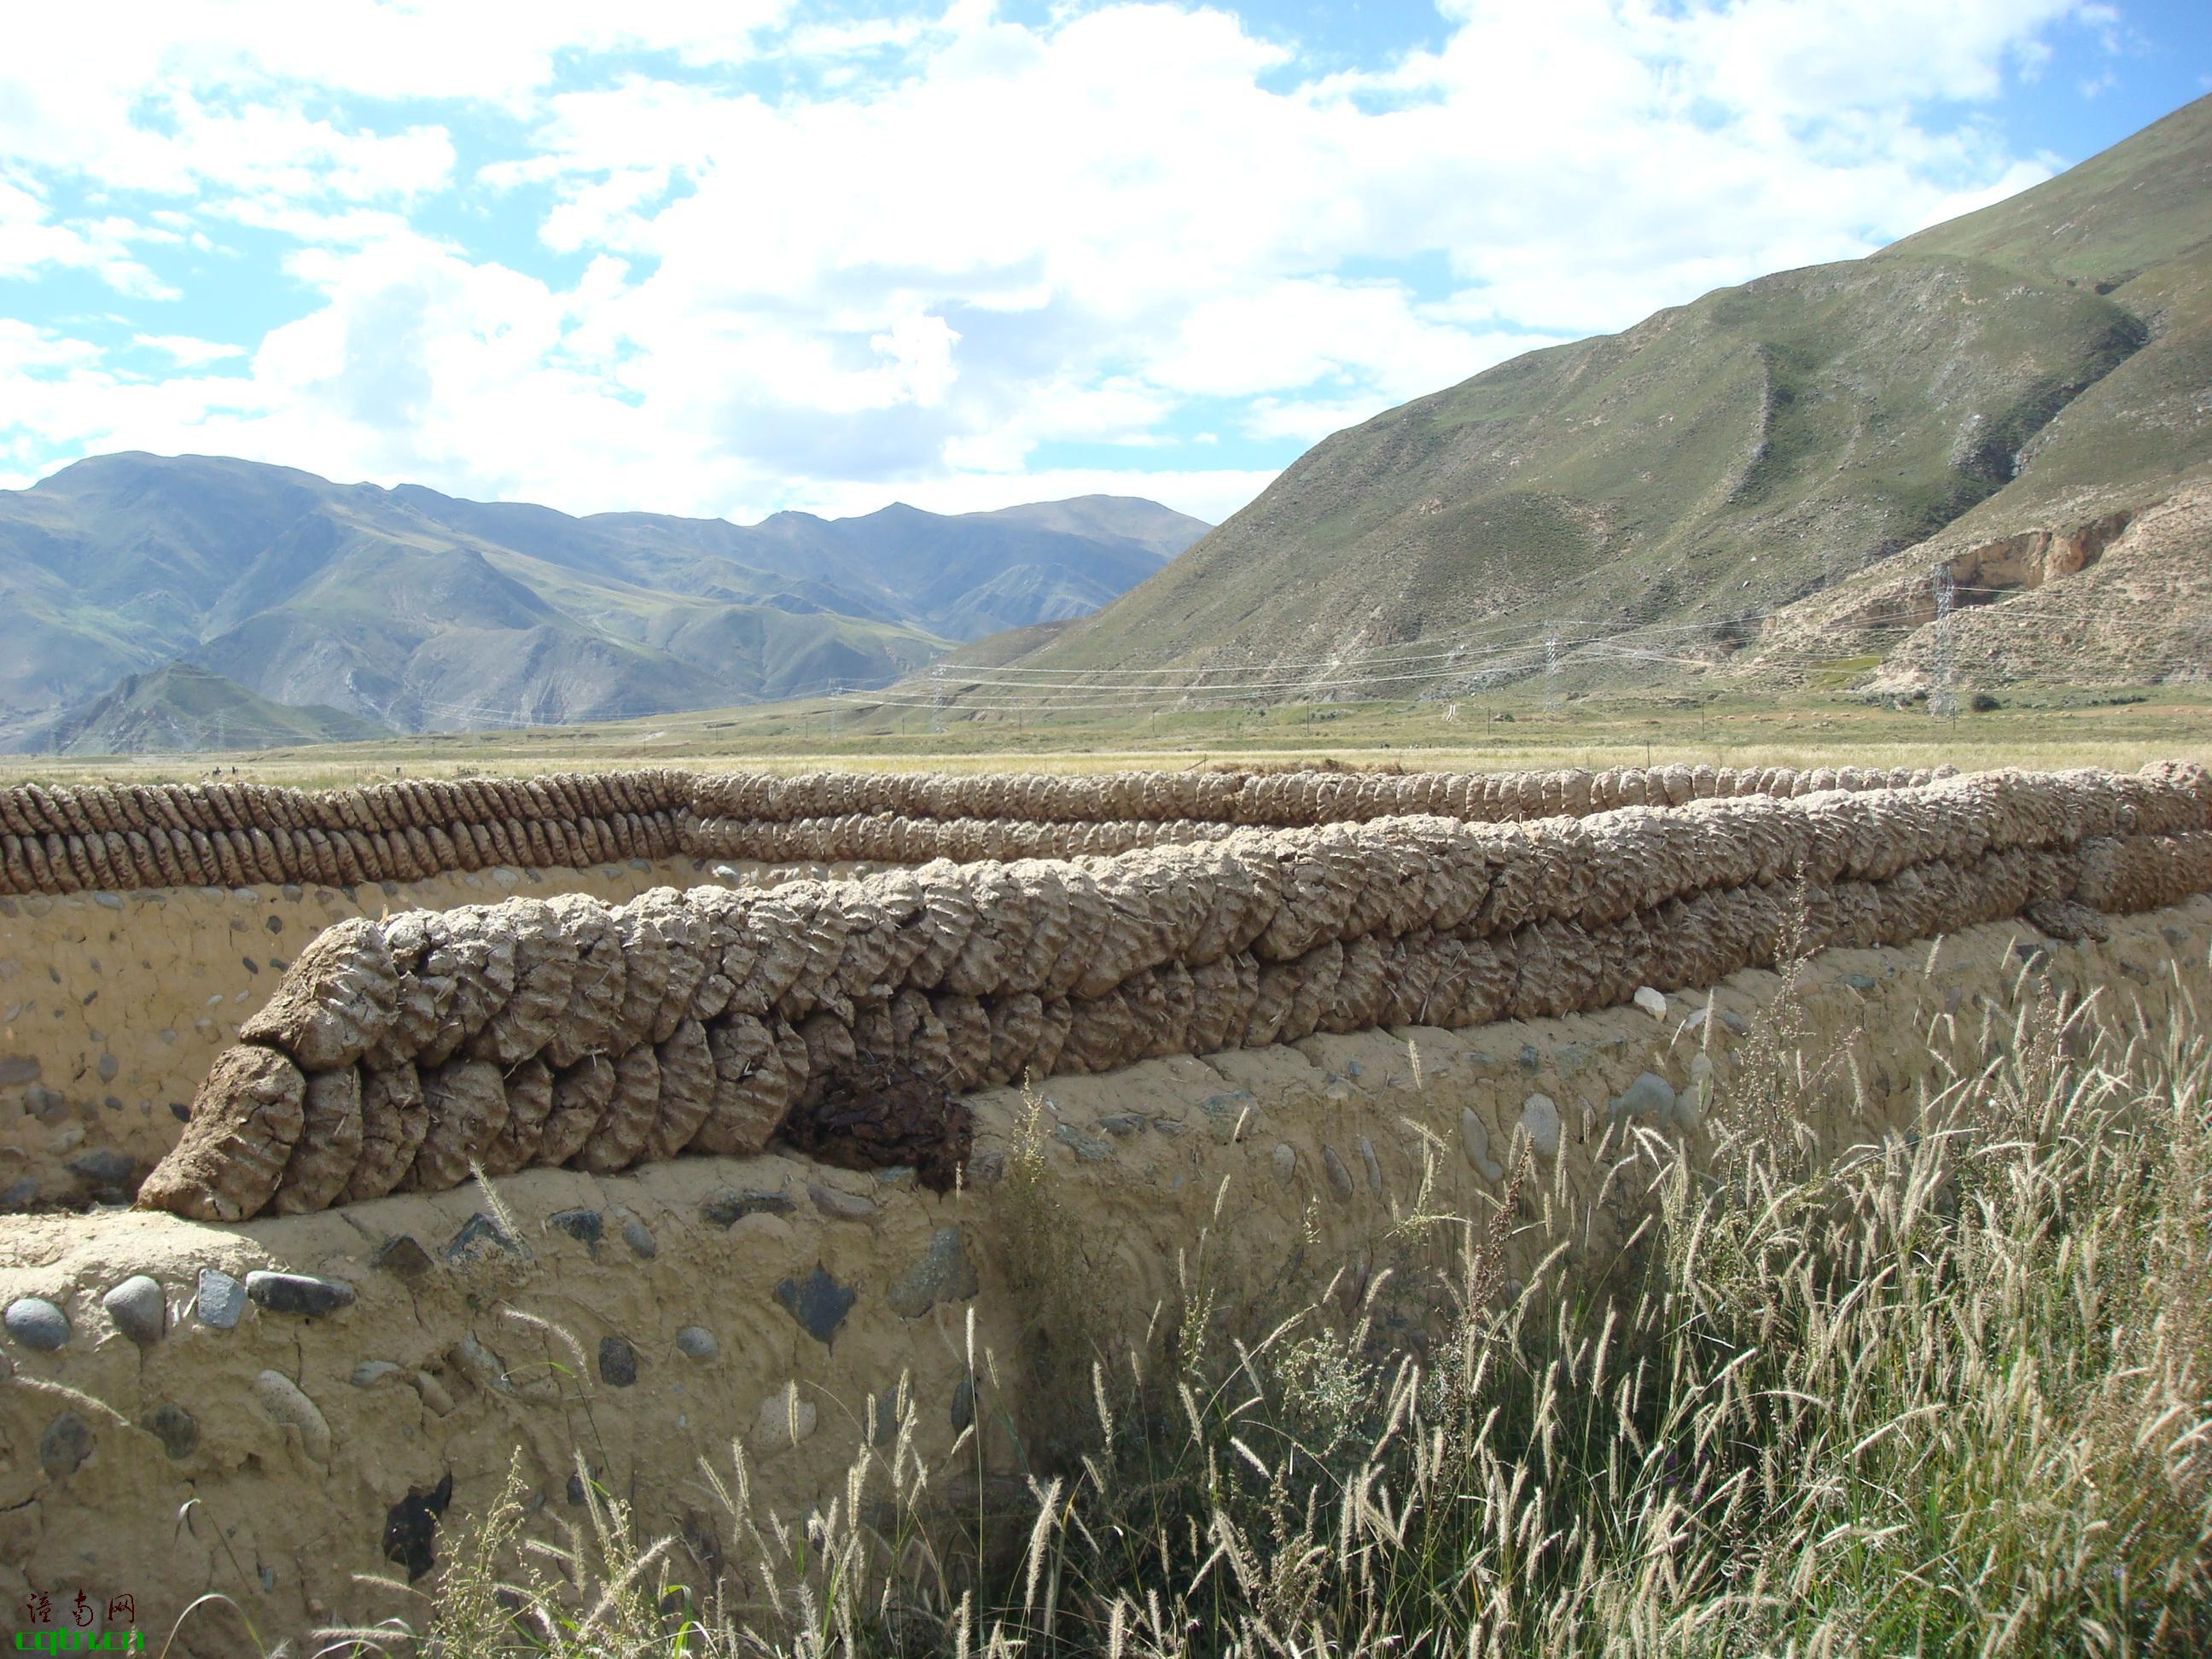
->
0, 0, 2128, 525
0, 178, 177, 296
133, 335, 248, 366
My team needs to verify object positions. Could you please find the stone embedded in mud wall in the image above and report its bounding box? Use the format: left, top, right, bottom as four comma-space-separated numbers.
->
134, 764, 2212, 1220
0, 762, 1959, 899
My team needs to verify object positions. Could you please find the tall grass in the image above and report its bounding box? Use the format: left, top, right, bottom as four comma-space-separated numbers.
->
323, 962, 2212, 1658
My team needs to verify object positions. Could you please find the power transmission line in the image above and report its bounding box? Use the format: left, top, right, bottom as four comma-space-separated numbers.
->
828, 595, 1976, 722
921, 585, 2018, 692
1930, 566, 1958, 720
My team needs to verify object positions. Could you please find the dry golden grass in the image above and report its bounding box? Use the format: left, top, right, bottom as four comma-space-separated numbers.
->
256, 952, 2212, 1659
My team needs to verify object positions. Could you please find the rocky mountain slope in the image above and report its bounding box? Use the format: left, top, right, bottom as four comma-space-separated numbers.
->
1001, 94, 2210, 698
37, 662, 390, 755
0, 457, 1205, 749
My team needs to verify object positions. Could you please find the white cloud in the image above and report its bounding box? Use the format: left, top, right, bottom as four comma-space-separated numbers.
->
133, 335, 248, 366
0, 0, 2116, 528
1241, 396, 1396, 446
0, 320, 104, 375
1149, 280, 1482, 402
0, 178, 176, 296
0, 1, 793, 176
0, 320, 271, 486
1643, 0, 2084, 117
1893, 160, 2058, 236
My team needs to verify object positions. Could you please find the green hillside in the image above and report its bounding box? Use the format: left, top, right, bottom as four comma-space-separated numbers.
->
1004, 95, 2212, 696
1854, 95, 2212, 515
37, 662, 389, 755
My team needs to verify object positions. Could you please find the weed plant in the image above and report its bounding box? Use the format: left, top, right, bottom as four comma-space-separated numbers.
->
296, 956, 2212, 1659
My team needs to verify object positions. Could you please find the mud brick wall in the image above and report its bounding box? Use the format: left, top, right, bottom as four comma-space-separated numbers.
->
0, 771, 691, 897
682, 760, 1953, 826
0, 859, 857, 1212
1, 762, 1950, 899
139, 764, 2212, 1220
3, 762, 1956, 1210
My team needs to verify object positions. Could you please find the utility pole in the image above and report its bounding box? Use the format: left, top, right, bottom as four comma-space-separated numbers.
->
1545, 631, 1562, 713
1930, 567, 1957, 721
929, 664, 946, 736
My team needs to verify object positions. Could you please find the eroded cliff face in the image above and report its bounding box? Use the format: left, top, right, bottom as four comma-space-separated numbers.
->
1889, 489, 2212, 689
1757, 486, 2212, 690
3, 898, 2205, 1651
1941, 507, 2137, 591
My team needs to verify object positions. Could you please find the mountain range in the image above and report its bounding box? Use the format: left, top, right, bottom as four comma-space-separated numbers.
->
1001, 94, 2211, 701
0, 457, 1206, 751
11, 96, 2204, 753
38, 661, 391, 755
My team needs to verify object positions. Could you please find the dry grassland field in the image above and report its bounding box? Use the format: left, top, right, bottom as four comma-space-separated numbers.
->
4, 687, 2208, 791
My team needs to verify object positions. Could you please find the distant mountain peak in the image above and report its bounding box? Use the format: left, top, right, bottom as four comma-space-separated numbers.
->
0, 451, 1210, 752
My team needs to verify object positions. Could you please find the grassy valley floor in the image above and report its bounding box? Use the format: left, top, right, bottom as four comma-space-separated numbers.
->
1, 684, 2206, 790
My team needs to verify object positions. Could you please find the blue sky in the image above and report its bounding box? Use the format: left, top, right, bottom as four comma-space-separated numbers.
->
2, 0, 2204, 527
